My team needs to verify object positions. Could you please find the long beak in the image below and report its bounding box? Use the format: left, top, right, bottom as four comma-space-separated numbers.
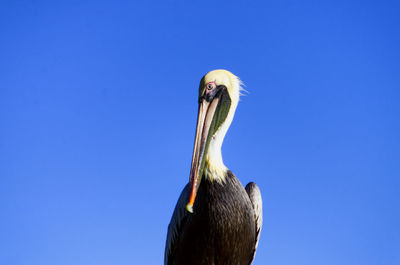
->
186, 96, 220, 213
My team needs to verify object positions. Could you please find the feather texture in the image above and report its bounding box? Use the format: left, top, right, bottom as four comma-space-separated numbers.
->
245, 182, 263, 264
164, 172, 261, 265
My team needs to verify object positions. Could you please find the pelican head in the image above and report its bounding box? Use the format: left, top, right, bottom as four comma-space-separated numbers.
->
186, 69, 243, 213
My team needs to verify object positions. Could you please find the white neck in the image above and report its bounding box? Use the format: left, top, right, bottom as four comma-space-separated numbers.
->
205, 101, 238, 183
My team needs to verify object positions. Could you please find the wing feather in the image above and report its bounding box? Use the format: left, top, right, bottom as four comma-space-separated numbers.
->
245, 182, 263, 264
164, 184, 190, 265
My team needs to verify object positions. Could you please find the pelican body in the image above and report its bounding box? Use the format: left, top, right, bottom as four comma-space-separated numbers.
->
165, 70, 262, 265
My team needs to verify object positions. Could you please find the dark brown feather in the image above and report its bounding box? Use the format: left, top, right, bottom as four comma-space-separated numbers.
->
165, 171, 259, 265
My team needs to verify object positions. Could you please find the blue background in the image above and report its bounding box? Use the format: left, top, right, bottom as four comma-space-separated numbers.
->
1, 1, 399, 264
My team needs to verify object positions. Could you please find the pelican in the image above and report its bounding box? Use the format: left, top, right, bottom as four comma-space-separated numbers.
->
165, 70, 262, 265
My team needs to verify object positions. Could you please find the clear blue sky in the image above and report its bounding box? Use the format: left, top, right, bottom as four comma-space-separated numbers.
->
1, 1, 399, 265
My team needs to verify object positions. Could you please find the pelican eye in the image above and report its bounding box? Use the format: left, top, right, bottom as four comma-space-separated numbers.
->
207, 83, 215, 90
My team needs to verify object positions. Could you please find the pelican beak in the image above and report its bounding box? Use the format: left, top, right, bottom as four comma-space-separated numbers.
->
186, 91, 221, 213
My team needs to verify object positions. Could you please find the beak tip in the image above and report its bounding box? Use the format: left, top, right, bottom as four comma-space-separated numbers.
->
186, 203, 194, 213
